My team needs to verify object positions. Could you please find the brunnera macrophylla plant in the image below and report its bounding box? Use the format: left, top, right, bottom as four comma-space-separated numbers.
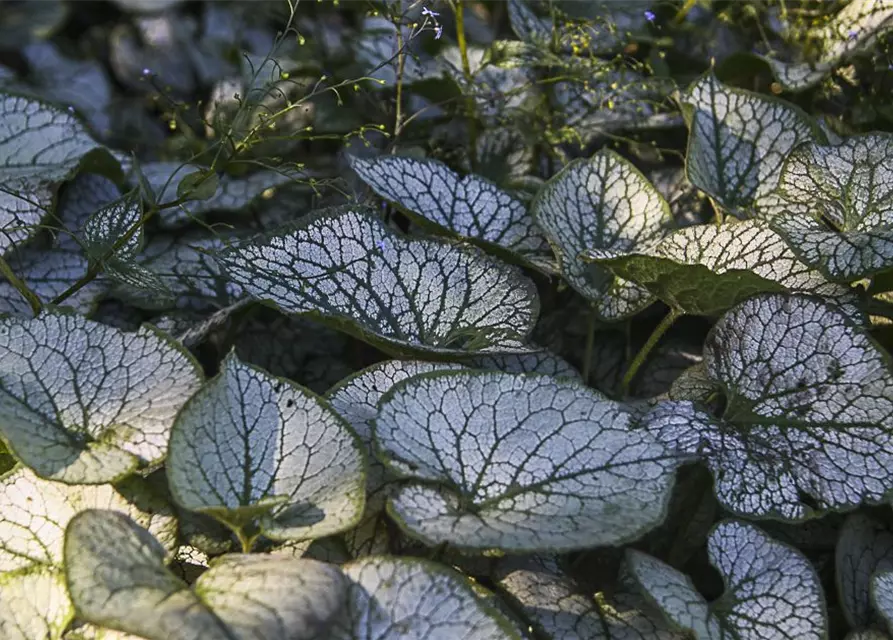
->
2, 0, 893, 638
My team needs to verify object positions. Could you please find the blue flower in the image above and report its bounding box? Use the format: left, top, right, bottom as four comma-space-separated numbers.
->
435, 24, 443, 39
421, 7, 439, 19
644, 9, 656, 22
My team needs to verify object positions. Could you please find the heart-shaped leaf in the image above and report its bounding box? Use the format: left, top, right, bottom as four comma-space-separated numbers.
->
64, 509, 347, 640
627, 520, 828, 638
837, 513, 893, 630
0, 466, 176, 572
531, 148, 670, 321
496, 555, 684, 639
347, 154, 547, 256
767, 0, 893, 92
0, 311, 203, 483
586, 219, 857, 316
374, 369, 677, 552
218, 206, 539, 357
764, 134, 893, 282
329, 556, 522, 639
0, 91, 117, 253
678, 73, 822, 217
0, 567, 74, 640
167, 352, 366, 542
639, 294, 893, 519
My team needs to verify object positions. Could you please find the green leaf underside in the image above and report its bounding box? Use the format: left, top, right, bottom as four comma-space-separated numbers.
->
167, 353, 366, 541
64, 510, 347, 640
135, 161, 294, 227
327, 360, 464, 557
0, 466, 176, 573
0, 567, 73, 640
768, 0, 893, 91
641, 294, 893, 519
0, 91, 109, 253
765, 134, 893, 282
348, 155, 547, 254
375, 369, 677, 552
217, 207, 539, 356
586, 219, 857, 316
628, 520, 827, 638
679, 73, 821, 216
496, 555, 684, 639
329, 556, 522, 639
837, 513, 893, 629
531, 148, 669, 321
0, 312, 203, 484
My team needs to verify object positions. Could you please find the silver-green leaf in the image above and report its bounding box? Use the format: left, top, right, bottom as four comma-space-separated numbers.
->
167, 352, 366, 542
627, 520, 827, 639
0, 567, 73, 640
329, 556, 522, 639
837, 513, 893, 630
64, 509, 348, 640
639, 294, 893, 519
531, 148, 670, 321
374, 369, 677, 552
217, 207, 539, 356
348, 154, 547, 255
0, 312, 203, 483
678, 73, 821, 217
765, 133, 893, 282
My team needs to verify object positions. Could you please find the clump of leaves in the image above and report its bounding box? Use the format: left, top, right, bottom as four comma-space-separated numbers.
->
3, 1, 893, 638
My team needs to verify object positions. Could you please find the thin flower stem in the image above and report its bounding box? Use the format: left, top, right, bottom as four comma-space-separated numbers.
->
392, 21, 407, 150
453, 0, 479, 169
0, 254, 42, 316
620, 309, 681, 397
582, 308, 596, 383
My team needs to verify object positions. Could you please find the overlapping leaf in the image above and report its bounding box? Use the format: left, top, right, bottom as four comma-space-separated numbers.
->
64, 509, 347, 640
586, 219, 857, 316
0, 567, 73, 640
167, 352, 366, 542
639, 294, 893, 519
374, 369, 677, 552
0, 312, 203, 483
329, 556, 522, 639
873, 572, 893, 632
496, 555, 684, 639
678, 73, 822, 217
531, 148, 670, 320
763, 134, 893, 282
837, 513, 893, 630
0, 91, 117, 254
768, 0, 893, 91
627, 520, 827, 638
0, 466, 177, 572
348, 154, 547, 255
217, 207, 539, 356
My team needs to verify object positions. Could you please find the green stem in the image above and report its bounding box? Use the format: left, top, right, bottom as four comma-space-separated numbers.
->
581, 308, 596, 384
0, 254, 42, 316
453, 0, 479, 170
235, 527, 257, 553
392, 19, 406, 151
620, 310, 681, 397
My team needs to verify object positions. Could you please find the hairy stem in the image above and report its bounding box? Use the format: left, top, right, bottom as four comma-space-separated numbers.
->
0, 254, 42, 316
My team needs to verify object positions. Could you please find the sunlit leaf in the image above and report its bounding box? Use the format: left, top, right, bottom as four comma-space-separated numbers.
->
639, 294, 893, 519
0, 311, 203, 483
218, 206, 539, 357
678, 72, 822, 217
0, 567, 73, 640
375, 369, 677, 552
764, 134, 893, 282
348, 154, 547, 255
0, 466, 176, 572
628, 520, 827, 638
768, 0, 893, 91
531, 148, 669, 320
329, 556, 522, 639
586, 219, 857, 315
837, 513, 893, 630
64, 509, 347, 640
167, 352, 366, 542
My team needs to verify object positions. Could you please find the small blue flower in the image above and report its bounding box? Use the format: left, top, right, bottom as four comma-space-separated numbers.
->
644, 9, 656, 22
848, 30, 858, 40
377, 239, 387, 252
66, 105, 75, 113
435, 24, 443, 39
141, 67, 152, 76
421, 7, 439, 19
